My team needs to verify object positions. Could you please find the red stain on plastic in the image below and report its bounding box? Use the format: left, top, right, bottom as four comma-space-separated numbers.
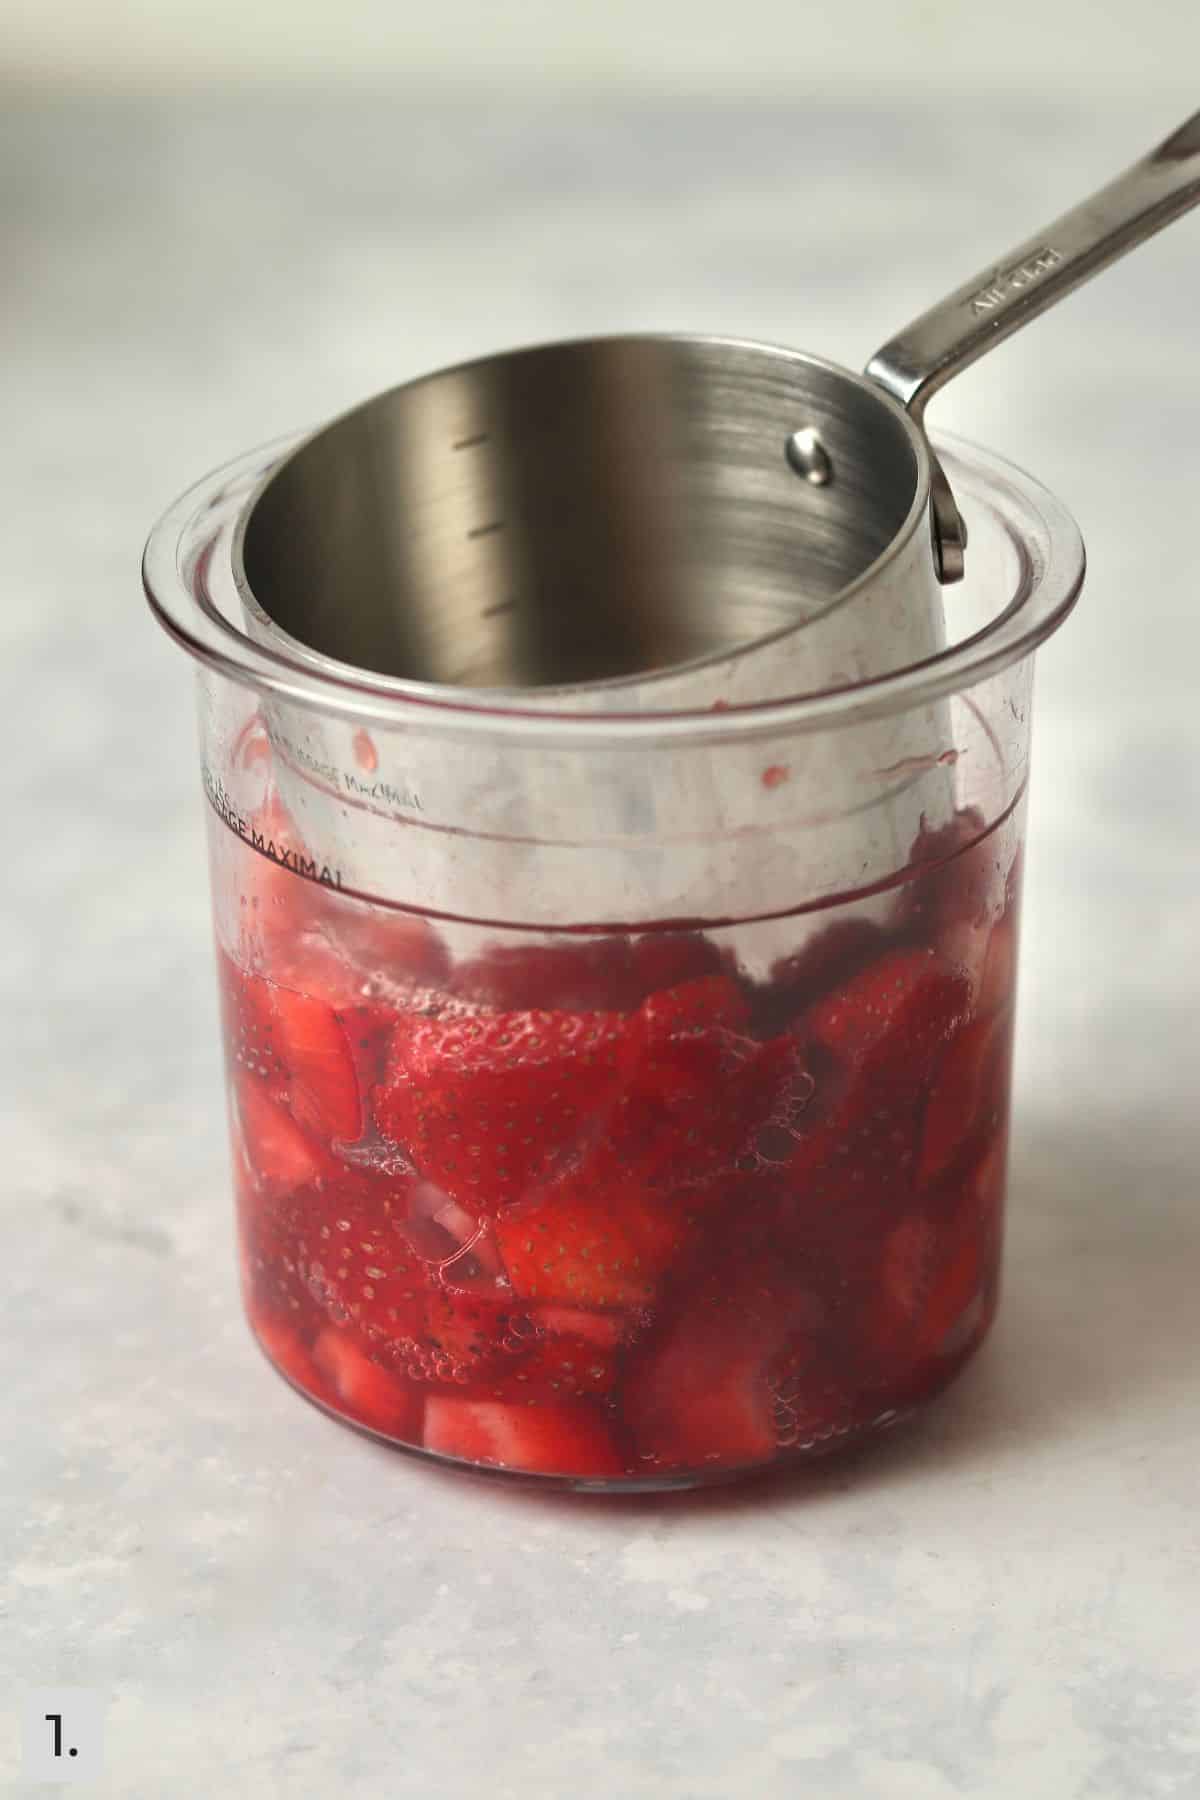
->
233, 714, 273, 770
873, 747, 961, 781
352, 730, 379, 773
761, 764, 790, 790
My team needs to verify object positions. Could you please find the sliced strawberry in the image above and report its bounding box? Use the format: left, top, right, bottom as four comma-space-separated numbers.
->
969, 1125, 1009, 1275
236, 1165, 321, 1332
974, 1126, 1008, 1217
528, 1305, 639, 1349
451, 934, 733, 1014
625, 933, 731, 1006
219, 952, 289, 1090
312, 1328, 421, 1437
597, 976, 804, 1193
283, 1177, 432, 1351
267, 983, 361, 1141
495, 1176, 699, 1308
645, 1033, 807, 1188
935, 918, 990, 1005
418, 1288, 526, 1381
880, 1213, 984, 1367
859, 1209, 946, 1380
879, 1212, 939, 1325
473, 1332, 621, 1405
228, 1106, 257, 1216
636, 973, 750, 1037
918, 1011, 1012, 1185
625, 1339, 778, 1469
391, 1187, 510, 1294
920, 1237, 987, 1359
423, 1396, 624, 1478
754, 918, 888, 1036
781, 1093, 925, 1242
220, 953, 363, 1142
803, 946, 971, 1087
259, 1255, 510, 1394
255, 1194, 548, 1396
333, 999, 400, 1103
256, 929, 377, 1011
238, 859, 443, 1020
867, 1125, 1008, 1376
249, 1309, 321, 1394
770, 1349, 870, 1454
622, 1257, 813, 1471
374, 1005, 630, 1212
236, 1077, 326, 1192
896, 1130, 1008, 1370
898, 809, 995, 934
977, 910, 1018, 1018
779, 948, 971, 1242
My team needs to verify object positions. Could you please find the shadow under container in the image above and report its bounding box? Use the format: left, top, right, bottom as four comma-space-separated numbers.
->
144, 434, 1082, 1491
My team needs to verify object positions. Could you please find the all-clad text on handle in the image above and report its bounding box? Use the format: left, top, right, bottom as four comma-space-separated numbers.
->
867, 107, 1200, 420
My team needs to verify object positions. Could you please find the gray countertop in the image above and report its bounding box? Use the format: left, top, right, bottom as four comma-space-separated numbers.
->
4, 93, 1199, 1798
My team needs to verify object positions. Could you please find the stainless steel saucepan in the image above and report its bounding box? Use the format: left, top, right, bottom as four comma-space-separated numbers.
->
232, 108, 1200, 710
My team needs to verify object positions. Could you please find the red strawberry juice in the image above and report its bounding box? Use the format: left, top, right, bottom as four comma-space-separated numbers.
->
217, 759, 1021, 1488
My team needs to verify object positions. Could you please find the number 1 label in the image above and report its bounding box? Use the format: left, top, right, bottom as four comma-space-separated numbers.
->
21, 1691, 104, 1782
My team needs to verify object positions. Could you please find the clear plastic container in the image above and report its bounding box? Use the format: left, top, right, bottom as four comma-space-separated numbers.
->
144, 434, 1082, 1490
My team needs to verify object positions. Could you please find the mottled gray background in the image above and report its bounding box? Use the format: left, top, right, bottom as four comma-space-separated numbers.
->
3, 81, 1199, 1799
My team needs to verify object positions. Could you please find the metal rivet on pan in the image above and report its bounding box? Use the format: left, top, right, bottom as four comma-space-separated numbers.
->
785, 427, 833, 486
